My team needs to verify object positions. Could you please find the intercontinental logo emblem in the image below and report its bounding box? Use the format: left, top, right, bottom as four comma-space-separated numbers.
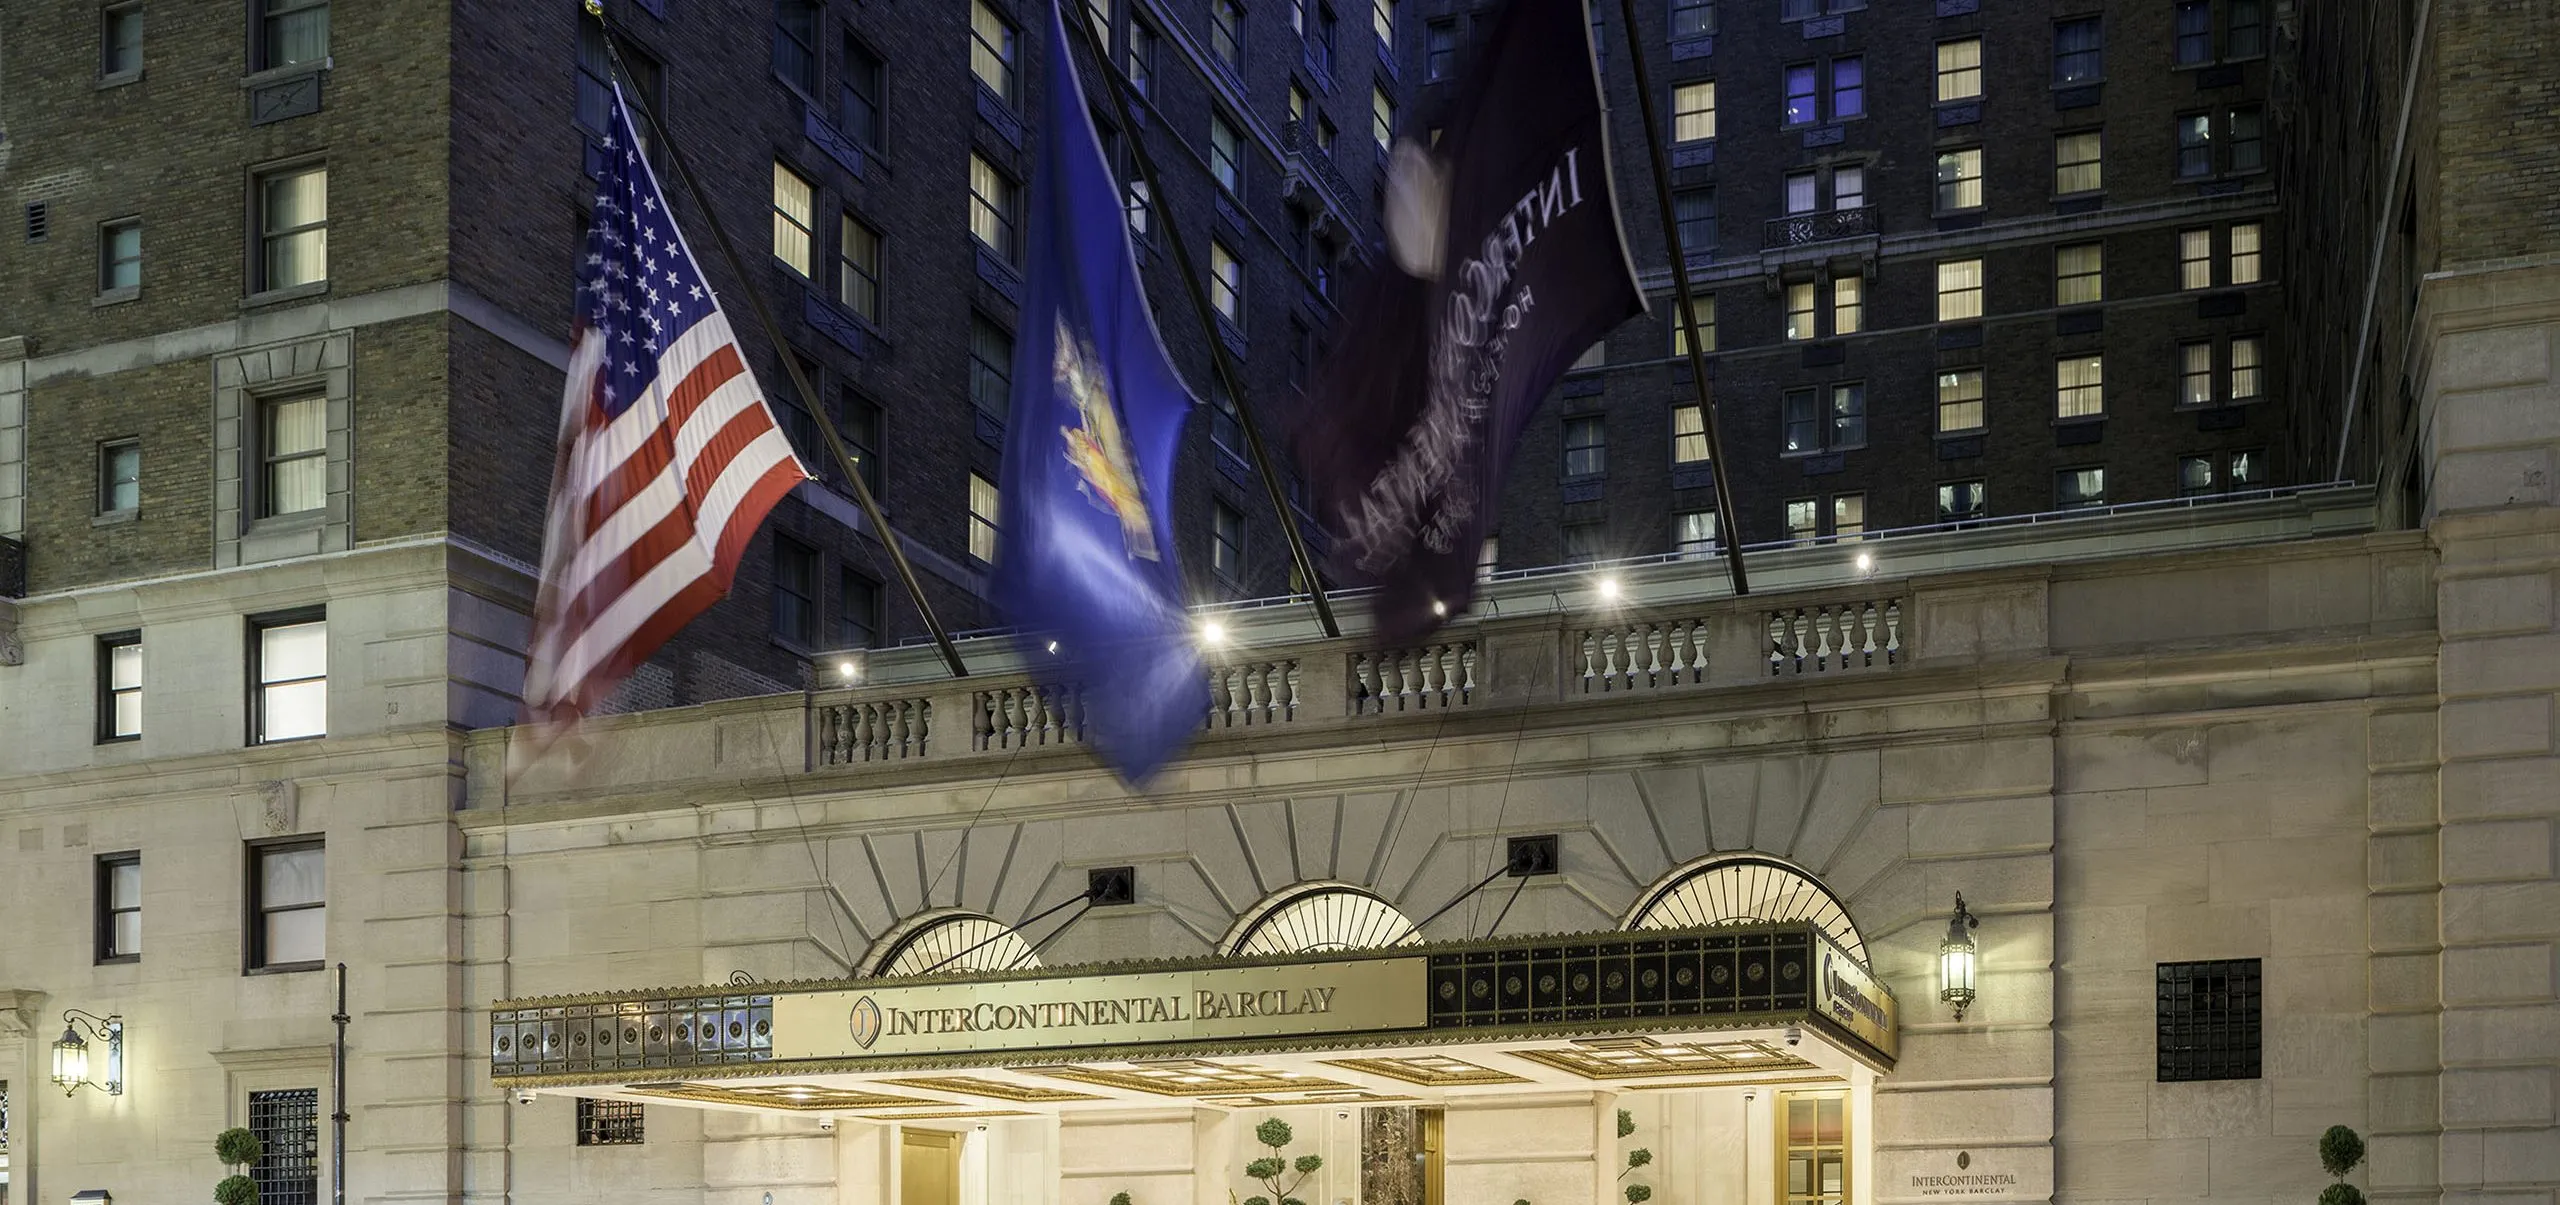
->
848, 996, 884, 1050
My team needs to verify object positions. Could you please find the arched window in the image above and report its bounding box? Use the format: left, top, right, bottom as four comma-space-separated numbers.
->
1624, 855, 1865, 963
1220, 883, 1422, 957
861, 910, 1039, 977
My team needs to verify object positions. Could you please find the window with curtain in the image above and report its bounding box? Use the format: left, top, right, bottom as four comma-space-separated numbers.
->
252, 616, 327, 743
1938, 479, 1986, 522
1210, 240, 1245, 326
1828, 383, 1865, 448
2057, 466, 2107, 509
772, 538, 818, 645
2175, 0, 2212, 64
1563, 416, 1606, 478
836, 571, 881, 649
839, 214, 882, 322
1671, 0, 1715, 38
1831, 493, 1864, 539
1783, 389, 1819, 453
257, 163, 328, 291
2055, 242, 2103, 305
2053, 17, 2101, 85
1373, 86, 1395, 150
1934, 147, 1982, 210
2056, 354, 2105, 418
1672, 405, 1710, 463
2229, 222, 2262, 283
2230, 336, 2262, 399
2180, 342, 2214, 405
1212, 502, 1245, 581
1674, 510, 1717, 559
970, 0, 1018, 102
1426, 20, 1456, 79
841, 39, 885, 147
1831, 274, 1862, 334
1936, 259, 1983, 321
1211, 0, 1243, 68
1674, 189, 1715, 252
968, 315, 1011, 418
2176, 114, 2214, 177
772, 162, 815, 276
261, 395, 326, 517
1936, 39, 1981, 101
99, 440, 141, 514
249, 839, 327, 968
2181, 228, 2214, 288
1785, 499, 1818, 544
1785, 281, 1816, 341
100, 218, 141, 291
968, 475, 1000, 562
98, 634, 143, 742
1936, 369, 1984, 432
97, 852, 142, 960
1673, 81, 1716, 142
257, 0, 328, 71
968, 153, 1018, 260
1211, 114, 1242, 193
773, 0, 819, 92
1670, 295, 1714, 355
2055, 130, 2102, 194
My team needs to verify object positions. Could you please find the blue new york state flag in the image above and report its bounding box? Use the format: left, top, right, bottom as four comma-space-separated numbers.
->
990, 0, 1205, 783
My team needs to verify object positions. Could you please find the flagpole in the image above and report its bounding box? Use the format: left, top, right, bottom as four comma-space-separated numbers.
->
590, 3, 971, 677
1059, 0, 1344, 640
1610, 0, 1751, 595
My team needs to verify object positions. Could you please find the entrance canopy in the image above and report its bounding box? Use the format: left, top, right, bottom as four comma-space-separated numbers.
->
490, 922, 1895, 1119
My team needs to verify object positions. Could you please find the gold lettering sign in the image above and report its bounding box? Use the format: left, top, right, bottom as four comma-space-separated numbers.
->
1815, 947, 1897, 1061
771, 958, 1430, 1062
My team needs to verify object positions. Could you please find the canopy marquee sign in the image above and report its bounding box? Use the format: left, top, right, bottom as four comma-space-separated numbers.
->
488, 923, 1896, 1088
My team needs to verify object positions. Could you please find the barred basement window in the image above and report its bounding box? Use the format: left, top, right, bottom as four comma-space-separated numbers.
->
249, 1088, 321, 1205
576, 1097, 646, 1146
2157, 958, 2261, 1081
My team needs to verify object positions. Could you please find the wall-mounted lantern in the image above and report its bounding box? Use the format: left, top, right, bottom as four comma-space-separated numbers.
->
50, 1010, 124, 1096
1939, 893, 1980, 1021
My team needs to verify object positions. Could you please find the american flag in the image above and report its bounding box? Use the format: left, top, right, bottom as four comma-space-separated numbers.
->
521, 83, 812, 733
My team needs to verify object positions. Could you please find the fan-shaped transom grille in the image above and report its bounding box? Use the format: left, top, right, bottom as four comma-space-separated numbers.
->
1626, 856, 1865, 963
873, 913, 1041, 977
1223, 885, 1422, 957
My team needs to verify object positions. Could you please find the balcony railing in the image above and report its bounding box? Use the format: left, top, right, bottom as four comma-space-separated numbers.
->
1281, 119, 1359, 233
1762, 205, 1875, 249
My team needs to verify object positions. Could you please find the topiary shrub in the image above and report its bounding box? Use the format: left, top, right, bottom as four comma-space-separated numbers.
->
1109, 1194, 1133, 1205
1239, 1118, 1322, 1205
1617, 1109, 1654, 1205
215, 1174, 260, 1205
2318, 1125, 2366, 1205
215, 1128, 264, 1169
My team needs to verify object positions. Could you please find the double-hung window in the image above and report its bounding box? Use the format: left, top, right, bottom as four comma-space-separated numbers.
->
252, 613, 327, 743
1934, 147, 1982, 211
968, 154, 1019, 261
2053, 18, 2101, 85
1671, 0, 1715, 39
1674, 189, 1715, 253
970, 0, 1018, 103
2057, 467, 2107, 510
1129, 19, 1158, 96
841, 39, 885, 149
2055, 354, 2105, 419
2055, 242, 2103, 305
1426, 20, 1456, 79
1785, 282, 1816, 342
1784, 386, 1862, 454
968, 475, 1000, 562
1937, 369, 1985, 433
2230, 221, 2263, 283
255, 163, 328, 292
1373, 0, 1396, 51
1782, 58, 1861, 126
1212, 502, 1245, 582
2176, 0, 2213, 63
98, 853, 142, 962
2181, 228, 2214, 288
2231, 336, 2263, 400
773, 537, 818, 646
255, 0, 328, 72
2228, 106, 2264, 172
2176, 113, 2214, 178
2180, 342, 2215, 406
771, 162, 815, 276
1673, 82, 1716, 143
100, 439, 141, 514
1563, 416, 1606, 478
2055, 131, 2103, 194
773, 0, 818, 92
1562, 523, 1606, 566
836, 571, 881, 649
839, 215, 882, 322
99, 633, 143, 742
100, 218, 142, 291
1832, 274, 1863, 334
249, 839, 326, 970
1938, 480, 1987, 523
1936, 39, 1981, 102
1210, 114, 1242, 194
1936, 259, 1983, 321
1674, 510, 1718, 559
1670, 296, 1715, 356
1672, 405, 1710, 465
1209, 240, 1245, 327
969, 315, 1012, 419
1373, 86, 1396, 151
260, 394, 326, 517
102, 3, 143, 78
1211, 0, 1244, 69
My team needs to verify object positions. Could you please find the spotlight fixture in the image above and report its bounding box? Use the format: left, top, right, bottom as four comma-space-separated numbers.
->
1854, 550, 1874, 573
1596, 576, 1621, 602
1431, 599, 1447, 617
1200, 620, 1228, 647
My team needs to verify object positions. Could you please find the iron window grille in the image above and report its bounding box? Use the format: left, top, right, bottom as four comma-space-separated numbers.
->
249, 1088, 322, 1205
577, 1097, 646, 1146
2157, 958, 2262, 1081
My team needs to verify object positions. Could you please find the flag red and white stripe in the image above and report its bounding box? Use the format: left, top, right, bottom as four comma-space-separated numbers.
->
520, 85, 810, 740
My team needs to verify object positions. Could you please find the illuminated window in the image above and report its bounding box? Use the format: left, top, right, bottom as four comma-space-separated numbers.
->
1672, 405, 1710, 464
1938, 479, 1986, 523
970, 0, 1018, 102
2056, 130, 2102, 194
1674, 510, 1717, 559
968, 474, 999, 562
2180, 228, 2213, 289
1831, 274, 1862, 334
1211, 113, 1242, 193
2057, 466, 2106, 510
1936, 259, 1982, 321
1934, 147, 1982, 210
2055, 242, 2103, 305
2229, 221, 2262, 283
2057, 354, 2105, 419
1670, 295, 1715, 355
1936, 39, 1981, 101
1785, 499, 1818, 544
1210, 0, 1242, 67
1936, 369, 1984, 433
1785, 281, 1816, 341
968, 154, 1018, 261
1209, 240, 1244, 325
251, 615, 326, 744
2181, 342, 2214, 406
1831, 492, 1864, 539
2176, 113, 2213, 178
2230, 336, 2262, 400
1372, 86, 1395, 151
1674, 81, 1716, 142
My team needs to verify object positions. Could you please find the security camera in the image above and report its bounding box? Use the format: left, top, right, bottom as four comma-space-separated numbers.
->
1336, 1110, 1351, 1120
818, 1116, 837, 1133
974, 1123, 990, 1133
514, 1089, 537, 1106
1784, 1025, 1802, 1047
1743, 1091, 1757, 1102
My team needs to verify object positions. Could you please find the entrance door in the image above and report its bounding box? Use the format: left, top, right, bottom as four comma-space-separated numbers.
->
901, 1129, 960, 1205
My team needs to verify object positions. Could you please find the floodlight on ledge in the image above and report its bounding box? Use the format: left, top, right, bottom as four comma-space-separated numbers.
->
1595, 576, 1622, 602
1854, 550, 1875, 574
1046, 640, 1060, 654
1199, 620, 1229, 648
1431, 600, 1448, 617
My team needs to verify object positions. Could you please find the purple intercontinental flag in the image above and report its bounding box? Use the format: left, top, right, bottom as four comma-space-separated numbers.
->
1296, 0, 1643, 642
